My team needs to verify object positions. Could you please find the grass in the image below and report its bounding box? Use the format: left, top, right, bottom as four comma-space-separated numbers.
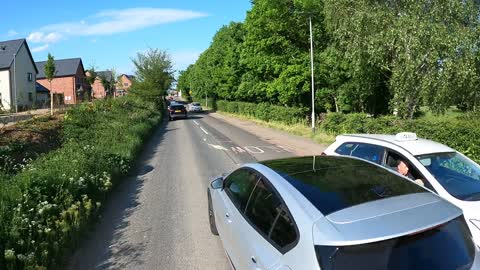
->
216, 111, 335, 145
418, 106, 465, 120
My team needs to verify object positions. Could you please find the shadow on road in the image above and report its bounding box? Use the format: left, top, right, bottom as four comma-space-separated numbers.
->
68, 118, 169, 270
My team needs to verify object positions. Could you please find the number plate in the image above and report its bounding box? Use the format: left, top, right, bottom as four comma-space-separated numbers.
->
175, 110, 181, 113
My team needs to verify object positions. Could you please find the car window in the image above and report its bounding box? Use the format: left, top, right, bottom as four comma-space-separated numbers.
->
224, 168, 259, 212
386, 151, 435, 191
335, 142, 385, 165
245, 178, 297, 249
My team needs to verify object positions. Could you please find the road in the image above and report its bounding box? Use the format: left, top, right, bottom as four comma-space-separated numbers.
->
68, 112, 297, 270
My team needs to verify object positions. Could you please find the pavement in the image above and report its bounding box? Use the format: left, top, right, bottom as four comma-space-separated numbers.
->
68, 112, 328, 270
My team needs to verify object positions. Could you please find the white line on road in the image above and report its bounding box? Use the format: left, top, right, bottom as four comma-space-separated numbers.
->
244, 146, 265, 154
208, 144, 229, 151
200, 127, 209, 135
193, 120, 199, 126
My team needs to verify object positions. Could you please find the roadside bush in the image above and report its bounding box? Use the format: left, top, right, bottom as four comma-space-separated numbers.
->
320, 113, 480, 163
0, 95, 163, 269
216, 100, 308, 124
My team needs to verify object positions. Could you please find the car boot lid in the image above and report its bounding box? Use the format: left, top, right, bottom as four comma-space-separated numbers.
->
313, 192, 462, 246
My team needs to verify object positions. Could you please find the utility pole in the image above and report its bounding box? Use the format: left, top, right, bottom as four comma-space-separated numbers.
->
206, 92, 208, 109
13, 53, 18, 113
309, 16, 315, 133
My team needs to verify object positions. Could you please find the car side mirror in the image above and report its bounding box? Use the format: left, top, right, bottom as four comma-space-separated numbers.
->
210, 177, 224, 190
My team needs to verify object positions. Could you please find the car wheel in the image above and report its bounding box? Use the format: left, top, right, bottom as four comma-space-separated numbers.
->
208, 190, 219, 236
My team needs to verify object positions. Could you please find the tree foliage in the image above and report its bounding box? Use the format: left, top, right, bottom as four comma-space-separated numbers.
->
178, 0, 480, 119
131, 48, 174, 99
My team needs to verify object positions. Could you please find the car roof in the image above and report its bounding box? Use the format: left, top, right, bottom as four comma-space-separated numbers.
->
261, 156, 427, 216
338, 134, 455, 156
259, 156, 462, 246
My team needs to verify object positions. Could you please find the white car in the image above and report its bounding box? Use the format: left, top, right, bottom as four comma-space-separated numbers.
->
324, 132, 480, 247
208, 156, 480, 270
189, 102, 203, 112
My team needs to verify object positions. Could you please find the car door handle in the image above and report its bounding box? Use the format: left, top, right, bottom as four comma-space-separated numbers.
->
251, 256, 257, 264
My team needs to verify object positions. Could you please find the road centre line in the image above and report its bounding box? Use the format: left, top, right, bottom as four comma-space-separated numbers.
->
193, 120, 199, 126
200, 127, 209, 135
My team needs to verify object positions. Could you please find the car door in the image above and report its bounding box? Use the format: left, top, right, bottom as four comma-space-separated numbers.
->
216, 168, 259, 269
241, 176, 299, 270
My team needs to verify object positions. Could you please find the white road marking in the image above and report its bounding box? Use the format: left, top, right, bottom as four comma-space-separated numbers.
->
193, 120, 199, 126
200, 127, 209, 135
203, 138, 207, 141
231, 146, 247, 153
244, 146, 265, 154
208, 144, 229, 151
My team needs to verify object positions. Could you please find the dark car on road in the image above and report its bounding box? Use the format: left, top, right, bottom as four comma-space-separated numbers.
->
168, 104, 187, 121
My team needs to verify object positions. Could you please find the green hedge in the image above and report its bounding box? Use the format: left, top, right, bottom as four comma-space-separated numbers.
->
0, 95, 163, 269
320, 113, 480, 163
216, 100, 308, 125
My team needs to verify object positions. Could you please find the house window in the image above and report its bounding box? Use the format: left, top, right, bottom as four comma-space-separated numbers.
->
28, 92, 33, 102
124, 83, 129, 87
28, 72, 33, 82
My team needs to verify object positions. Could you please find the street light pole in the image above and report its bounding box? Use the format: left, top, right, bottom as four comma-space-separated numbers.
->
309, 16, 315, 133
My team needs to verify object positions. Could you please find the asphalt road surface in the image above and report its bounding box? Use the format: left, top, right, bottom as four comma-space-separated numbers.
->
68, 112, 296, 270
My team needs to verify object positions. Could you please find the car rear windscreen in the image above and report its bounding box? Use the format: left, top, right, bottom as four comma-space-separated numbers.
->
263, 156, 426, 215
316, 216, 475, 270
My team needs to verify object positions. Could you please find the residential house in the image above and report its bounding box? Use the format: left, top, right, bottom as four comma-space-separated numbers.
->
0, 39, 38, 112
35, 82, 50, 107
116, 74, 135, 96
89, 70, 114, 99
36, 58, 89, 105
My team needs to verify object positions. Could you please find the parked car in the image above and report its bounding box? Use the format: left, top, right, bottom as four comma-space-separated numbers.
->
208, 156, 480, 270
189, 102, 203, 113
323, 132, 480, 247
168, 104, 187, 120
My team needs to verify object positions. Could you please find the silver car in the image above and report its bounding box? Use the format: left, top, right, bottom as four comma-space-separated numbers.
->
208, 156, 480, 270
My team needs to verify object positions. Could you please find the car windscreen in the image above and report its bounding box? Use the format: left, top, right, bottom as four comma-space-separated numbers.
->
192, 102, 200, 106
416, 152, 480, 201
316, 216, 475, 270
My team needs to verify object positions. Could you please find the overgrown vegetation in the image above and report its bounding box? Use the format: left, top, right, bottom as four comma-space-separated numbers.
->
0, 48, 173, 269
0, 115, 62, 176
216, 100, 308, 124
179, 0, 480, 119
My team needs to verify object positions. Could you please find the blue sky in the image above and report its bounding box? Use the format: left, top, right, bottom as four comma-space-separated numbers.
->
1, 1, 251, 76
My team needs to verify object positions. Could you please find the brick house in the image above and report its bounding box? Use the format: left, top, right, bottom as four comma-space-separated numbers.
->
116, 74, 135, 96
36, 58, 89, 105
88, 70, 114, 99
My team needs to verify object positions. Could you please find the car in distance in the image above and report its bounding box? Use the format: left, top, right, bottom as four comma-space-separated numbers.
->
208, 155, 480, 270
323, 132, 480, 246
189, 102, 203, 113
168, 104, 187, 121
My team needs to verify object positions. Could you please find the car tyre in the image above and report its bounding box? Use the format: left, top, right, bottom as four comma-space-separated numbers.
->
208, 190, 219, 236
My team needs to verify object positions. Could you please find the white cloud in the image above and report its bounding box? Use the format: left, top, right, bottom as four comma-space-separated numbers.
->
28, 8, 208, 43
31, 44, 49, 53
7, 30, 18, 37
27, 32, 62, 43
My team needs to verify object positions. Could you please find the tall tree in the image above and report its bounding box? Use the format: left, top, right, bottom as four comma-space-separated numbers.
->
44, 53, 56, 116
131, 48, 174, 99
85, 66, 97, 100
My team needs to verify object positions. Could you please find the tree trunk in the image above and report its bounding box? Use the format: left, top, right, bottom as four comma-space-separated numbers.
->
50, 81, 53, 116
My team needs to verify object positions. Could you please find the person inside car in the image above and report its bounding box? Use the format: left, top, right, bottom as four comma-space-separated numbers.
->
396, 160, 425, 187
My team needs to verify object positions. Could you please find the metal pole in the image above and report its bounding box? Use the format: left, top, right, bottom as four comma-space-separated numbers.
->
309, 16, 315, 133
206, 93, 208, 108
13, 53, 18, 113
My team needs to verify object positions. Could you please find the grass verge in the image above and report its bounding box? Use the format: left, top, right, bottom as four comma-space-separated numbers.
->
216, 111, 335, 145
